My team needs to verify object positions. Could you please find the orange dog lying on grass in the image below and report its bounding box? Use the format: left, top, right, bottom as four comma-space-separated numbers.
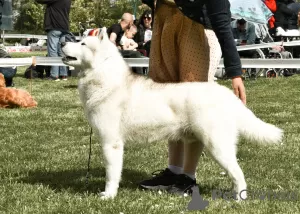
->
0, 73, 37, 108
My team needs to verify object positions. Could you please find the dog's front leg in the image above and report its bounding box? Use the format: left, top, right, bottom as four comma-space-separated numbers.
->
100, 139, 124, 199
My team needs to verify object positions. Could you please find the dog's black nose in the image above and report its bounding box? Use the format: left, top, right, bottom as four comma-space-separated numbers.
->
61, 42, 66, 47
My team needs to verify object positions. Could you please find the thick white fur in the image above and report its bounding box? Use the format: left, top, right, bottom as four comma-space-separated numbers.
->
62, 28, 283, 200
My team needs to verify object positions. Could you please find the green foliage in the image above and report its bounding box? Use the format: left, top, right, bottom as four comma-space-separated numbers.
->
13, 0, 44, 34
13, 0, 146, 34
69, 0, 97, 33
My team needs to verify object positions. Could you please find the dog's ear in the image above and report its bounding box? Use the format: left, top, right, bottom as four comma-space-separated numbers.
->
98, 27, 108, 41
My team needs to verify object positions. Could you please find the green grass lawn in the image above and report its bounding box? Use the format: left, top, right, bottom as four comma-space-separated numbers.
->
0, 65, 300, 213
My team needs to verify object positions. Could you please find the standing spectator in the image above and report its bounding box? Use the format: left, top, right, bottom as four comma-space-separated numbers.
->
133, 10, 152, 53
139, 0, 246, 195
107, 13, 134, 49
35, 0, 71, 81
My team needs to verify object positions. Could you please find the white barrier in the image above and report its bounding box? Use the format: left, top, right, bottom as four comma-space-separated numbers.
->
3, 34, 81, 41
4, 33, 300, 50
218, 58, 300, 68
236, 40, 300, 51
1, 57, 300, 69
5, 46, 48, 53
4, 33, 300, 47
3, 34, 48, 40
0, 57, 32, 67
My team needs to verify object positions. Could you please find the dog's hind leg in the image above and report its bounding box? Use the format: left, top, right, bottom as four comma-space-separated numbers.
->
205, 130, 247, 201
100, 139, 124, 199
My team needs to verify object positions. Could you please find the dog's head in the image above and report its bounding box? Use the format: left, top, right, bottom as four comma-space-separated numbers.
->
62, 27, 120, 69
0, 73, 5, 87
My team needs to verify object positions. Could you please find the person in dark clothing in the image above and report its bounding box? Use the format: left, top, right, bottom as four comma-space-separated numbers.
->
35, 0, 71, 81
133, 10, 152, 55
139, 0, 246, 196
107, 24, 123, 47
287, 0, 300, 29
231, 19, 257, 45
108, 13, 145, 75
274, 0, 296, 30
231, 18, 257, 59
107, 13, 134, 48
0, 49, 17, 87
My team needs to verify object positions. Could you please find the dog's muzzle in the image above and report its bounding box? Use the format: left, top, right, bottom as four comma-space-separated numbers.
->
62, 56, 77, 62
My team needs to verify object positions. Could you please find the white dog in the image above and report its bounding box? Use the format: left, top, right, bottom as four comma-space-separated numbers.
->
61, 28, 283, 200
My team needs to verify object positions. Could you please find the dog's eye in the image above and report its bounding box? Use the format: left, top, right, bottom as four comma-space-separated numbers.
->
81, 43, 86, 46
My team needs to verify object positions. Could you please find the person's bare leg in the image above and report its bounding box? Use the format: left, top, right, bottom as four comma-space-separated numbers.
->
166, 139, 204, 195
168, 140, 184, 172
183, 141, 204, 178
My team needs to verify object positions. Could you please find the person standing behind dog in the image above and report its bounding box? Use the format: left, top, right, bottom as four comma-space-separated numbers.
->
35, 0, 71, 81
139, 0, 246, 196
107, 13, 134, 49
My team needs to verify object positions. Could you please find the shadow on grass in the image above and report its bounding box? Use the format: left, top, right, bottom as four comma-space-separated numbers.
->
19, 166, 222, 197
19, 167, 149, 194
64, 84, 78, 89
15, 73, 26, 78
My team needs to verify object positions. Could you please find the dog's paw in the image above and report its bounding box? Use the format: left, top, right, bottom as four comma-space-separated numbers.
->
99, 191, 117, 200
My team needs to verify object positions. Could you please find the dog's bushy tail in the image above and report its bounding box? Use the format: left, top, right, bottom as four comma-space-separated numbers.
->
237, 104, 283, 144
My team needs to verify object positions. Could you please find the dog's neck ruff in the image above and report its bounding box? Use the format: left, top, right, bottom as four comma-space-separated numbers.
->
78, 55, 115, 78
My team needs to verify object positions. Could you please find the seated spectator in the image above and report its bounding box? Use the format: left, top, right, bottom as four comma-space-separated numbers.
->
0, 48, 17, 87
133, 10, 152, 54
107, 13, 134, 49
274, 0, 296, 31
120, 25, 139, 50
108, 13, 145, 75
231, 19, 257, 58
287, 0, 300, 29
231, 19, 256, 45
271, 0, 300, 38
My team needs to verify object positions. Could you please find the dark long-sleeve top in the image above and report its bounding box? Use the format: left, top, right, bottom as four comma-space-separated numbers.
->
134, 24, 148, 49
142, 0, 242, 78
274, 0, 296, 29
35, 0, 71, 32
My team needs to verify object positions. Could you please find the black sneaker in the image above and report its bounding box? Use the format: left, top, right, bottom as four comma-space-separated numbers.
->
139, 168, 178, 190
167, 174, 197, 196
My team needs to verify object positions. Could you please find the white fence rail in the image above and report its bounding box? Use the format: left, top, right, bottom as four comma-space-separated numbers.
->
1, 57, 300, 69
1, 36, 300, 68
3, 34, 81, 41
